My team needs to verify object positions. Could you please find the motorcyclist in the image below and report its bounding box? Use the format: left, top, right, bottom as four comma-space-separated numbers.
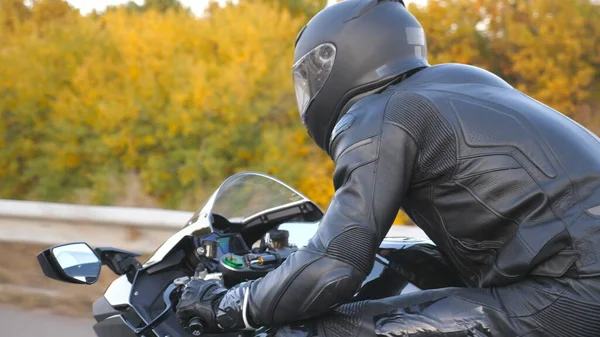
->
176, 0, 600, 335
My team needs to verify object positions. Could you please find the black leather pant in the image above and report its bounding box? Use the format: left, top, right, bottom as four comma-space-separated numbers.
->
269, 276, 600, 337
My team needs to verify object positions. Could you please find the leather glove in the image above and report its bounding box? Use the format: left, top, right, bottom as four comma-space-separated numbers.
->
176, 278, 228, 334
214, 282, 260, 331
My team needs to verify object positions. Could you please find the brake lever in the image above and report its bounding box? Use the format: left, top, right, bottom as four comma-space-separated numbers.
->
172, 275, 207, 337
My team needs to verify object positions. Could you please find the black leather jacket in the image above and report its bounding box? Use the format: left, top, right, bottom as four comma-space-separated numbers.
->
218, 63, 600, 328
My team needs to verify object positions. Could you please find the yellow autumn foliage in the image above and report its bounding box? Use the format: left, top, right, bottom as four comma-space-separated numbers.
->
1, 0, 599, 227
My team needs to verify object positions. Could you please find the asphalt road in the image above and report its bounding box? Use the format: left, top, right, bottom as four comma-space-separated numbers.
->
0, 305, 97, 337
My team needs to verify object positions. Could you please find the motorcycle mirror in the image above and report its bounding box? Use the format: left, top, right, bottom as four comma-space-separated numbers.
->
37, 242, 101, 285
278, 221, 320, 248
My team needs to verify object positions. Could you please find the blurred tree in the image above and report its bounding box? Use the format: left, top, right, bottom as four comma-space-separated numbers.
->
262, 0, 326, 17
0, 3, 101, 200
142, 0, 185, 12
105, 0, 187, 14
1, 0, 598, 227
104, 1, 143, 12
2, 1, 309, 208
0, 0, 30, 33
31, 0, 73, 26
472, 0, 598, 115
410, 0, 492, 68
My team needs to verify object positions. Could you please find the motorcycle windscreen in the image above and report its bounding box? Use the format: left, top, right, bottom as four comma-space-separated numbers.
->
192, 172, 322, 226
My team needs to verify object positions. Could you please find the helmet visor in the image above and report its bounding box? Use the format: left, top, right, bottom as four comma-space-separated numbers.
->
292, 43, 337, 125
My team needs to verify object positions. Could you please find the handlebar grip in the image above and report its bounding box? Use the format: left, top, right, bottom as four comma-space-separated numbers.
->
188, 317, 204, 336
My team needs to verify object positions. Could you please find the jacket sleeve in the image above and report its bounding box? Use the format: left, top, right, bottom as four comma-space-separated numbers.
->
220, 96, 420, 328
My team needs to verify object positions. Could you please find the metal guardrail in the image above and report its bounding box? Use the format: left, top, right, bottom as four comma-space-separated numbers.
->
0, 200, 192, 253
0, 199, 428, 253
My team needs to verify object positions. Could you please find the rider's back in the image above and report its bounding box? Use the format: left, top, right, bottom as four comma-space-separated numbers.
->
384, 63, 600, 287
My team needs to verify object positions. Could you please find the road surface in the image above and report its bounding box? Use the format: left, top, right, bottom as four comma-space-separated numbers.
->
0, 305, 96, 337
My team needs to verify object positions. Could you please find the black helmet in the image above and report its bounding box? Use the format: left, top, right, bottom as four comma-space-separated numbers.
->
292, 0, 429, 152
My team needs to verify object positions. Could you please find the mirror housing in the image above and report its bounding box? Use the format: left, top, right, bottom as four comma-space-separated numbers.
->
94, 247, 141, 283
37, 242, 101, 285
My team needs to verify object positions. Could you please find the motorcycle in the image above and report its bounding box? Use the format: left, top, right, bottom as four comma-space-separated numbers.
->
36, 172, 442, 337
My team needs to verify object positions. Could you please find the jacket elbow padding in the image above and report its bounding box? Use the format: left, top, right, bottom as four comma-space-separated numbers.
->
263, 227, 378, 325
252, 225, 378, 326
264, 252, 369, 326
326, 227, 378, 275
